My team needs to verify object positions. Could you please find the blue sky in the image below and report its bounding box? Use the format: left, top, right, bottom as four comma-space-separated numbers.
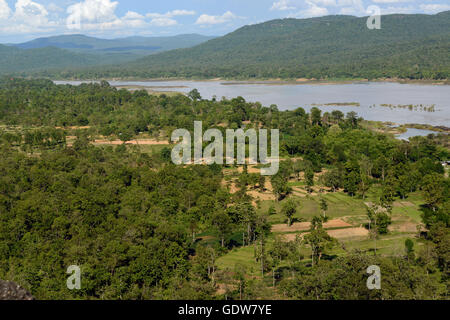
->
0, 0, 449, 42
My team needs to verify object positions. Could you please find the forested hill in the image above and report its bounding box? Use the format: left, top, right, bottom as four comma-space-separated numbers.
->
12, 34, 215, 63
81, 11, 449, 80
0, 45, 103, 74
0, 34, 215, 75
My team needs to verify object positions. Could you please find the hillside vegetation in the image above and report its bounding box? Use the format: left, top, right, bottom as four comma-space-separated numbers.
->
12, 34, 215, 63
0, 79, 448, 299
0, 45, 103, 74
69, 12, 450, 80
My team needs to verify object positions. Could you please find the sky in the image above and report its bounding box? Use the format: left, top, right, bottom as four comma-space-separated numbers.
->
0, 0, 449, 43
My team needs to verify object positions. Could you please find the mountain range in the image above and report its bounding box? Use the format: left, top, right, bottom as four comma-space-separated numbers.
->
11, 34, 215, 60
0, 34, 215, 74
118, 11, 450, 80
1, 11, 449, 80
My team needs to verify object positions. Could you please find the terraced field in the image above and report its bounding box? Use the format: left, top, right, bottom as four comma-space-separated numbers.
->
215, 165, 425, 275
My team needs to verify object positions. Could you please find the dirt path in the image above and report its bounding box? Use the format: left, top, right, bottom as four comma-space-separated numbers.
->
282, 227, 368, 241
327, 227, 369, 239
247, 190, 276, 201
237, 166, 261, 174
55, 126, 91, 130
93, 139, 169, 145
272, 219, 352, 233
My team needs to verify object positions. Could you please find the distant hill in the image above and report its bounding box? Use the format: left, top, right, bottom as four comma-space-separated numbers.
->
102, 11, 449, 80
3, 13, 449, 80
0, 45, 103, 74
11, 34, 216, 63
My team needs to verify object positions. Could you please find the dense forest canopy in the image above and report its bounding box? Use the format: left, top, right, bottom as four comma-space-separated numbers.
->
0, 44, 110, 75
0, 79, 448, 299
18, 11, 450, 80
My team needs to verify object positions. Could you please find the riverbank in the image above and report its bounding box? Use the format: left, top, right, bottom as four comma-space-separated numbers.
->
53, 77, 450, 86
363, 120, 450, 138
54, 80, 450, 128
114, 85, 186, 96
403, 123, 450, 133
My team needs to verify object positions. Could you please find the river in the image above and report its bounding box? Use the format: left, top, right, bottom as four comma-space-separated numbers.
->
54, 80, 450, 137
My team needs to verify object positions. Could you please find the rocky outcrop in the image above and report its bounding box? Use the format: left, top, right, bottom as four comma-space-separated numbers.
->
0, 280, 34, 300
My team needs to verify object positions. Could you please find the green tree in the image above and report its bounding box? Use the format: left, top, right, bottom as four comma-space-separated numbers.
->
405, 238, 415, 261
271, 174, 291, 201
268, 236, 289, 287
305, 168, 314, 193
310, 107, 322, 126
233, 263, 247, 300
319, 197, 328, 219
188, 89, 202, 101
321, 168, 342, 192
281, 198, 298, 226
211, 211, 232, 247
305, 218, 336, 265
421, 173, 445, 211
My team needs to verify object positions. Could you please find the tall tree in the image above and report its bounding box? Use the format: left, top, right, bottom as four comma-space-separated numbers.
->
281, 198, 298, 226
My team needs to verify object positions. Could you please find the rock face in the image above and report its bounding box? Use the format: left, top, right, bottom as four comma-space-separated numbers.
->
0, 280, 34, 300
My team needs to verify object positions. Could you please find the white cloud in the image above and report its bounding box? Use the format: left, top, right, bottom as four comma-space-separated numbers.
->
168, 9, 196, 17
146, 9, 195, 19
66, 0, 118, 26
64, 0, 150, 31
145, 9, 195, 27
295, 1, 329, 18
309, 0, 337, 6
419, 4, 450, 14
0, 0, 192, 35
0, 0, 10, 20
66, 0, 185, 31
381, 5, 415, 14
123, 11, 144, 20
149, 17, 177, 27
0, 0, 60, 34
195, 11, 237, 25
121, 11, 146, 28
304, 6, 329, 17
337, 0, 363, 7
47, 3, 63, 13
275, 0, 368, 18
270, 0, 296, 11
336, 0, 365, 15
13, 0, 49, 25
371, 0, 412, 3
337, 0, 354, 5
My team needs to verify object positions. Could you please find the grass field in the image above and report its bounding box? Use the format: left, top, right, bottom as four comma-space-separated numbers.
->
258, 191, 369, 225
216, 182, 425, 276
